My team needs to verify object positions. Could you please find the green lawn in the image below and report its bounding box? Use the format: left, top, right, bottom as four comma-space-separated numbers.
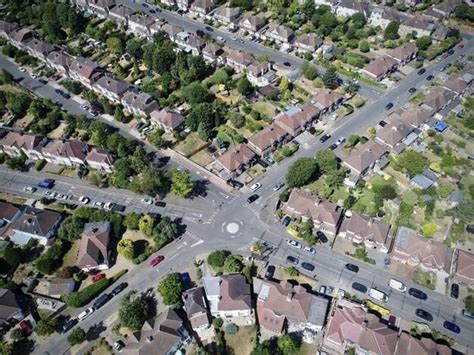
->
251, 101, 276, 117
413, 268, 436, 290
174, 132, 208, 157
61, 239, 81, 268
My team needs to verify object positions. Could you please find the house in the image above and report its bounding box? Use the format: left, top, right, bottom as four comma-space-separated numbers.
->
69, 57, 103, 88
121, 91, 159, 118
397, 108, 432, 128
335, 0, 369, 18
339, 140, 387, 176
396, 332, 451, 355
0, 202, 21, 238
266, 24, 294, 44
76, 222, 111, 272
338, 212, 393, 253
247, 61, 276, 87
431, 25, 456, 43
108, 4, 136, 23
177, 0, 193, 10
0, 289, 24, 330
150, 109, 185, 133
190, 0, 215, 16
225, 49, 253, 72
9, 28, 35, 49
376, 123, 412, 150
41, 139, 88, 166
202, 43, 223, 64
368, 7, 399, 29
442, 76, 469, 95
6, 207, 61, 246
93, 74, 129, 103
313, 0, 339, 7
410, 174, 435, 189
23, 38, 56, 62
452, 249, 474, 286
275, 104, 320, 137
161, 0, 176, 6
239, 15, 266, 33
282, 189, 343, 237
387, 42, 417, 66
85, 147, 115, 172
0, 20, 19, 40
399, 16, 435, 37
161, 24, 183, 41
88, 0, 116, 18
324, 299, 398, 355
360, 56, 398, 82
48, 278, 76, 299
213, 6, 241, 24
0, 131, 46, 160
216, 143, 257, 177
447, 189, 463, 207
295, 33, 323, 53
182, 287, 211, 331
123, 308, 190, 355
183, 35, 206, 55
203, 274, 254, 323
247, 123, 289, 156
432, 0, 462, 17
253, 278, 329, 336
421, 88, 456, 113
391, 226, 452, 275
311, 89, 344, 114
46, 51, 74, 75
128, 13, 155, 38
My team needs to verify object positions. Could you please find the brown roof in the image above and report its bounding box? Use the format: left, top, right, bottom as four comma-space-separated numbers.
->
95, 74, 129, 96
239, 15, 265, 31
442, 77, 469, 94
217, 143, 256, 173
89, 0, 116, 9
42, 140, 88, 161
150, 109, 184, 131
388, 42, 417, 62
85, 147, 114, 165
70, 57, 102, 81
122, 91, 159, 115
453, 249, 474, 285
363, 56, 397, 78
376, 123, 412, 147
396, 332, 451, 355
0, 289, 21, 325
11, 28, 34, 43
0, 131, 45, 151
0, 202, 20, 222
339, 212, 392, 248
25, 38, 56, 56
9, 207, 61, 238
129, 13, 155, 27
77, 222, 110, 269
397, 108, 432, 128
218, 274, 252, 312
161, 24, 182, 38
225, 49, 254, 66
47, 51, 73, 69
109, 4, 136, 18
248, 123, 288, 152
0, 20, 19, 34
182, 287, 210, 329
340, 140, 387, 174
311, 89, 344, 110
295, 33, 323, 49
402, 15, 435, 32
422, 88, 455, 112
202, 42, 222, 57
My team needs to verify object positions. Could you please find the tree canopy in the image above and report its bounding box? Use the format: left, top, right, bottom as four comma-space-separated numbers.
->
157, 273, 184, 307
286, 158, 319, 187
119, 291, 155, 331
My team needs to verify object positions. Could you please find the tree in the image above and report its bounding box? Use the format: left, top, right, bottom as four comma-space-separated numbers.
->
279, 77, 289, 92
213, 317, 223, 328
5, 154, 26, 171
455, 200, 474, 223
10, 328, 25, 341
139, 215, 155, 236
397, 149, 428, 175
285, 266, 299, 277
207, 250, 229, 269
346, 135, 360, 148
0, 342, 13, 354
223, 255, 244, 273
126, 38, 144, 59
171, 170, 194, 198
157, 273, 184, 307
301, 61, 318, 80
384, 21, 400, 40
0, 69, 14, 84
58, 217, 84, 242
466, 295, 474, 313
367, 127, 376, 139
351, 12, 366, 28
148, 130, 165, 148
359, 40, 369, 53
181, 82, 213, 104
211, 68, 230, 85
322, 65, 339, 89
277, 334, 301, 355
237, 76, 254, 96
119, 291, 155, 331
1, 244, 23, 266
286, 158, 319, 187
7, 93, 32, 118
35, 319, 56, 337
106, 36, 123, 54
67, 327, 86, 346
421, 222, 437, 238
117, 239, 136, 260
415, 36, 432, 51
315, 149, 337, 173
153, 216, 179, 244
229, 112, 246, 129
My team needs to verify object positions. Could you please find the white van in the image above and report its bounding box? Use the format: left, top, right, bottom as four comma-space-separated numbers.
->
77, 307, 94, 322
389, 279, 407, 292
369, 288, 388, 303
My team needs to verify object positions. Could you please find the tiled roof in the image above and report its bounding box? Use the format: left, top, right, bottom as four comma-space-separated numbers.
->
339, 212, 392, 247
217, 143, 256, 173
388, 42, 417, 61
363, 56, 397, 77
0, 132, 45, 151
247, 123, 287, 152
42, 140, 88, 161
95, 74, 129, 96
10, 207, 61, 238
77, 222, 110, 269
453, 249, 474, 285
150, 109, 184, 130
85, 147, 114, 165
340, 140, 387, 174
311, 89, 344, 109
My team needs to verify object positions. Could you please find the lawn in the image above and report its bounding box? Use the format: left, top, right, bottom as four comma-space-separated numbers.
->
251, 101, 276, 118
408, 92, 426, 104
349, 95, 366, 108
174, 132, 208, 157
225, 325, 257, 355
47, 122, 67, 139
12, 113, 35, 130
61, 239, 81, 268
413, 268, 436, 290
190, 150, 213, 167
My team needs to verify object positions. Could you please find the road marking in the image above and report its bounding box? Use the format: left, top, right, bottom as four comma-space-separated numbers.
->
190, 240, 204, 247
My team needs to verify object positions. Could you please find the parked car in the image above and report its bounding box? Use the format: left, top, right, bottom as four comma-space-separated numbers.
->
247, 194, 259, 203
408, 287, 427, 300
78, 196, 90, 204
304, 246, 315, 255
336, 137, 345, 146
227, 179, 243, 189
385, 103, 394, 110
462, 309, 474, 319
38, 78, 47, 85
61, 319, 78, 333
301, 262, 315, 271
285, 255, 299, 265
23, 186, 37, 193
286, 239, 301, 249
205, 26, 214, 32
19, 67, 26, 72
94, 201, 105, 208
92, 273, 106, 283
141, 198, 154, 205
328, 143, 338, 151
93, 293, 111, 310
77, 307, 94, 322
38, 178, 55, 189
319, 285, 327, 295
265, 265, 275, 279
282, 216, 291, 227
443, 321, 461, 334
249, 183, 261, 191
283, 62, 291, 67
114, 340, 125, 352
273, 182, 285, 191
417, 68, 426, 75
415, 309, 433, 322
408, 87, 417, 94
155, 201, 166, 208
426, 75, 434, 81
149, 255, 164, 267
352, 282, 367, 293
345, 263, 359, 273
379, 120, 387, 127
451, 283, 459, 299
319, 134, 331, 143
111, 282, 128, 296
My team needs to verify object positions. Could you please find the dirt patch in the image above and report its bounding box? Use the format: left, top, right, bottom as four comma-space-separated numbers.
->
12, 114, 35, 131
47, 122, 66, 139
0, 192, 27, 205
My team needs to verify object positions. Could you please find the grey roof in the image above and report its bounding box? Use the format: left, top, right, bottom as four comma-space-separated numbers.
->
422, 169, 438, 182
308, 295, 330, 327
448, 189, 463, 204
0, 289, 21, 325
10, 207, 61, 237
203, 276, 220, 297
411, 175, 434, 189
183, 287, 208, 316
95, 74, 129, 96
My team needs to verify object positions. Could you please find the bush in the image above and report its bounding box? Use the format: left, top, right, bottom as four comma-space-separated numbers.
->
207, 250, 230, 269
36, 240, 69, 275
213, 318, 223, 328
35, 159, 47, 171
285, 266, 299, 277
67, 327, 86, 345
63, 278, 110, 307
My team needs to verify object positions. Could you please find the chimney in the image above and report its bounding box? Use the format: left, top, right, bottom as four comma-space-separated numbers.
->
92, 227, 99, 233
146, 336, 153, 343
287, 292, 294, 301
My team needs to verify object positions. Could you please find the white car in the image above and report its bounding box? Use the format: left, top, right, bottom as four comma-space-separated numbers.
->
104, 202, 114, 210
43, 190, 57, 198
23, 186, 37, 193
78, 196, 90, 204
77, 307, 94, 322
141, 198, 154, 205
30, 73, 37, 79
60, 194, 70, 200
19, 67, 26, 72
287, 239, 301, 249
94, 201, 105, 208
249, 183, 261, 191
336, 137, 345, 146
80, 104, 89, 111
304, 246, 316, 255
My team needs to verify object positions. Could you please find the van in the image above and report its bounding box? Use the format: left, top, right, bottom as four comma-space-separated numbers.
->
369, 288, 388, 303
389, 279, 407, 292
77, 307, 94, 322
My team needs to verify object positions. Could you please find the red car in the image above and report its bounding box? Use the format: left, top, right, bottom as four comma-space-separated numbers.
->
149, 255, 164, 267
458, 43, 464, 49
19, 320, 32, 335
92, 273, 106, 283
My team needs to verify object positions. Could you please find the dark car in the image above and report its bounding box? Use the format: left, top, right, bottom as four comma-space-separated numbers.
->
316, 231, 328, 243
426, 75, 434, 81
352, 282, 367, 293
408, 287, 428, 300
443, 321, 461, 334
286, 255, 299, 265
247, 194, 259, 203
345, 263, 359, 273
227, 179, 243, 189
111, 282, 128, 296
451, 283, 459, 299
61, 319, 78, 333
38, 78, 48, 85
385, 103, 394, 110
415, 309, 433, 322
379, 120, 387, 127
265, 265, 275, 279
195, 29, 205, 37
155, 201, 167, 208
408, 87, 417, 94
282, 216, 291, 227
111, 204, 126, 212
283, 61, 291, 67
448, 49, 454, 55
417, 68, 426, 75
205, 26, 214, 32
319, 134, 331, 143
328, 143, 338, 151
93, 293, 111, 310
149, 9, 156, 13
301, 262, 315, 271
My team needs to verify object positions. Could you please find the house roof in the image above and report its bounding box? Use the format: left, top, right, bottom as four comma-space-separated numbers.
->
0, 131, 45, 151
25, 38, 56, 56
214, 6, 240, 19
42, 140, 88, 162
338, 0, 369, 13
339, 212, 392, 247
239, 15, 265, 30
9, 207, 61, 238
70, 57, 102, 81
217, 143, 256, 173
218, 274, 252, 312
0, 20, 19, 34
47, 51, 74, 69
268, 24, 294, 40
225, 48, 254, 66
161, 24, 182, 38
453, 249, 474, 285
388, 42, 417, 61
311, 89, 344, 110
295, 33, 323, 49
402, 15, 435, 32
396, 332, 451, 355
85, 147, 114, 165
442, 77, 469, 94
411, 174, 434, 189
191, 0, 215, 11
95, 74, 129, 96
203, 42, 222, 57
422, 88, 456, 112
150, 109, 184, 130
11, 28, 35, 43
129, 13, 155, 27
363, 56, 397, 78
376, 123, 412, 147
397, 108, 432, 128
89, 0, 116, 10
122, 91, 158, 114
0, 202, 20, 222
0, 289, 21, 325
247, 123, 288, 152
340, 140, 387, 174
183, 287, 210, 329
77, 222, 110, 269
109, 4, 136, 18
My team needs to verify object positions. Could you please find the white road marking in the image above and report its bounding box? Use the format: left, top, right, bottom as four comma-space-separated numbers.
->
190, 240, 204, 247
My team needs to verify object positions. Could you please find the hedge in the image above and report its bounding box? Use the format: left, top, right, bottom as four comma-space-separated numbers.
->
63, 278, 110, 308
34, 159, 46, 171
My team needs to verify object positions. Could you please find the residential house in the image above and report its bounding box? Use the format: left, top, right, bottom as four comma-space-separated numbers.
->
128, 13, 155, 38
150, 109, 185, 133
85, 147, 115, 172
24, 38, 56, 62
182, 287, 211, 331
203, 274, 254, 322
88, 0, 116, 18
41, 139, 88, 166
213, 6, 241, 24
442, 76, 470, 95
311, 89, 344, 114
202, 43, 223, 64
9, 28, 35, 49
0, 202, 21, 238
360, 56, 398, 82
69, 57, 103, 88
161, 0, 176, 6
161, 24, 183, 41
216, 143, 257, 178
93, 74, 129, 103
183, 35, 206, 55
338, 140, 387, 176
368, 7, 399, 29
399, 16, 435, 37
410, 174, 435, 189
421, 88, 456, 113
397, 108, 432, 129
48, 278, 76, 299
177, 0, 193, 10
324, 299, 398, 355
275, 104, 320, 137
376, 123, 412, 150
295, 33, 323, 53
190, 0, 215, 16
247, 61, 276, 87
423, 8, 446, 22
431, 24, 456, 43
387, 42, 418, 66
109, 4, 136, 24
5, 207, 61, 246
247, 123, 289, 157
76, 222, 111, 272
447, 189, 463, 207
0, 289, 24, 330
239, 15, 266, 33
336, 0, 370, 18
123, 308, 190, 355
0, 131, 46, 160
266, 24, 294, 44
338, 212, 393, 253
253, 278, 329, 336
391, 226, 452, 276
225, 49, 253, 72
396, 332, 451, 355
121, 91, 159, 118
313, 0, 339, 7
0, 21, 19, 40
432, 0, 462, 17
452, 249, 474, 286
46, 51, 74, 75
283, 189, 343, 237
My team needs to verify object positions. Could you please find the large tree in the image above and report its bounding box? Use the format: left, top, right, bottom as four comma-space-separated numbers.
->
397, 149, 428, 175
237, 76, 254, 96
67, 327, 86, 346
315, 149, 338, 173
286, 158, 319, 187
384, 21, 400, 40
157, 273, 184, 307
181, 82, 213, 104
119, 291, 155, 331
171, 170, 194, 198
322, 65, 339, 89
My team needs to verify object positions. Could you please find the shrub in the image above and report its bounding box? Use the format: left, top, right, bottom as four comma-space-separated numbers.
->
63, 278, 110, 307
207, 250, 230, 269
35, 159, 46, 171
285, 266, 299, 277
213, 318, 223, 328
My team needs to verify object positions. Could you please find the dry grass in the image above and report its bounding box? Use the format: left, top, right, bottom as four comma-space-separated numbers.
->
190, 150, 213, 167
12, 114, 35, 130
47, 122, 66, 139
251, 101, 277, 117
0, 192, 26, 205
61, 240, 81, 269
174, 132, 208, 157
225, 325, 257, 355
